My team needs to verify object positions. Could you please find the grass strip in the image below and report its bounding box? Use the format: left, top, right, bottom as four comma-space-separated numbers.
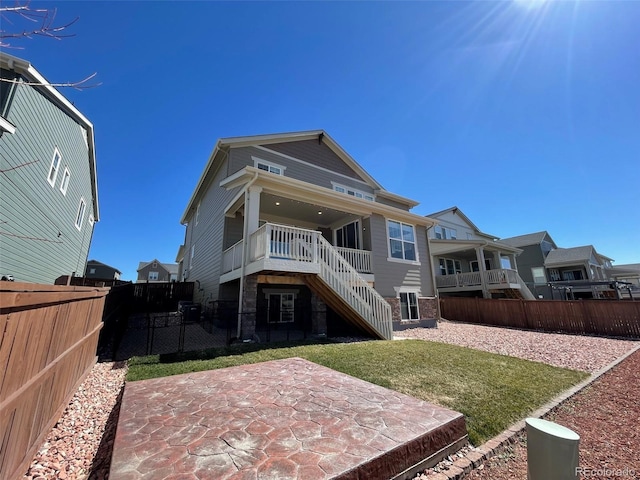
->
127, 339, 588, 445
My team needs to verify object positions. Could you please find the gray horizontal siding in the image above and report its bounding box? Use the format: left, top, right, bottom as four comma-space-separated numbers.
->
0, 80, 95, 284
228, 146, 376, 196
266, 139, 365, 181
368, 214, 434, 298
374, 196, 411, 211
184, 156, 242, 304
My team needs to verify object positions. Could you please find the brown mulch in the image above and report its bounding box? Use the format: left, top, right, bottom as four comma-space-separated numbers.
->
461, 348, 640, 479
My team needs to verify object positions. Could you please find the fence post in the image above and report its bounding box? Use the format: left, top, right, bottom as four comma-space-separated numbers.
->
520, 299, 529, 329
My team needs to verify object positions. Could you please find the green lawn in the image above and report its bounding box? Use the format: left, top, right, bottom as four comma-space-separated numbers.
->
127, 339, 588, 445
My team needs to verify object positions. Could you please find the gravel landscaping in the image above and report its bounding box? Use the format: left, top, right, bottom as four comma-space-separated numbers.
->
23, 321, 639, 479
395, 320, 639, 372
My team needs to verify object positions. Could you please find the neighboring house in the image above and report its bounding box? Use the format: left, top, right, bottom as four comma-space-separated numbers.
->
137, 259, 179, 283
609, 263, 640, 288
178, 130, 438, 340
501, 231, 616, 299
85, 259, 121, 280
500, 231, 558, 298
0, 53, 99, 284
426, 207, 534, 299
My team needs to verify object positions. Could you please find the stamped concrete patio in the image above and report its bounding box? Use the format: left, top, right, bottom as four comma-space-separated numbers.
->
110, 357, 467, 480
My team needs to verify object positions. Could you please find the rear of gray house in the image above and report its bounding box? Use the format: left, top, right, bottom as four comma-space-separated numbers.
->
177, 131, 438, 340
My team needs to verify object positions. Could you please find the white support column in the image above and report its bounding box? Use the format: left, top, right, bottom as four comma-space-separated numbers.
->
475, 246, 490, 298
245, 185, 262, 236
493, 251, 501, 270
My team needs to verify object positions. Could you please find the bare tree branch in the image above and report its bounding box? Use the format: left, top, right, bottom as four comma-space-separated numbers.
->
0, 1, 79, 48
0, 1, 99, 89
0, 72, 102, 90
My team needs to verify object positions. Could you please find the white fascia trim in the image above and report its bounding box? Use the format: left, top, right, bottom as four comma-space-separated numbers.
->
0, 116, 16, 134
375, 189, 420, 208
180, 141, 224, 224
255, 145, 370, 187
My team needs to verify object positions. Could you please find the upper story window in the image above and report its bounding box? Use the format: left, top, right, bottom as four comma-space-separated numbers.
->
59, 167, 71, 195
387, 220, 417, 261
47, 148, 61, 187
195, 201, 201, 225
434, 225, 457, 240
253, 157, 285, 175
332, 182, 374, 201
148, 271, 159, 281
75, 198, 86, 230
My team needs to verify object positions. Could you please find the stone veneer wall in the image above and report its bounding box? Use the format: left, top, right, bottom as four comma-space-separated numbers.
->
240, 274, 258, 339
385, 296, 439, 325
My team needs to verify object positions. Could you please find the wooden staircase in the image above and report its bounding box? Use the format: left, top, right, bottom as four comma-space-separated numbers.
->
247, 224, 393, 340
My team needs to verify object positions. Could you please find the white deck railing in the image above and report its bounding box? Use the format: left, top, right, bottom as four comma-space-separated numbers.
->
241, 223, 392, 339
221, 240, 244, 274
335, 246, 372, 273
436, 269, 520, 288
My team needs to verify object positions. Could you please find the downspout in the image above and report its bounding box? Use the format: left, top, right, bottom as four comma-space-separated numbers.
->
236, 172, 260, 340
425, 224, 442, 323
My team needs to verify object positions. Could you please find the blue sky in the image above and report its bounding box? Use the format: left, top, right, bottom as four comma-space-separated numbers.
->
11, 1, 640, 281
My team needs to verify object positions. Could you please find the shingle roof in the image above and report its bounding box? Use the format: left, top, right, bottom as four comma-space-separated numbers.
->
544, 246, 595, 266
137, 259, 179, 273
500, 231, 551, 248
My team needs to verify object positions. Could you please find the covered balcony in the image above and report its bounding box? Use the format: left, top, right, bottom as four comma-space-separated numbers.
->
430, 238, 534, 299
220, 188, 374, 283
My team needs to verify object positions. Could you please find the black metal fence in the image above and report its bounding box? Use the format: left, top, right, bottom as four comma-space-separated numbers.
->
107, 301, 329, 360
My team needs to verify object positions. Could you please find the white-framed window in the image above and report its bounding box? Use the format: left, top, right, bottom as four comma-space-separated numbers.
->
434, 225, 457, 240
531, 267, 547, 284
387, 220, 417, 261
332, 182, 374, 201
253, 157, 285, 175
47, 147, 61, 187
195, 201, 201, 225
268, 292, 295, 323
59, 167, 70, 195
439, 258, 462, 275
148, 271, 159, 281
190, 245, 195, 267
399, 291, 419, 321
89, 268, 96, 274
75, 198, 86, 230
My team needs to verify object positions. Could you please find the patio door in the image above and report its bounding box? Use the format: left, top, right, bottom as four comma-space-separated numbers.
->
335, 221, 360, 249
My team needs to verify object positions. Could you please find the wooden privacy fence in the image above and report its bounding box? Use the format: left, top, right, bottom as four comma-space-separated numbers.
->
440, 297, 640, 338
0, 282, 109, 480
